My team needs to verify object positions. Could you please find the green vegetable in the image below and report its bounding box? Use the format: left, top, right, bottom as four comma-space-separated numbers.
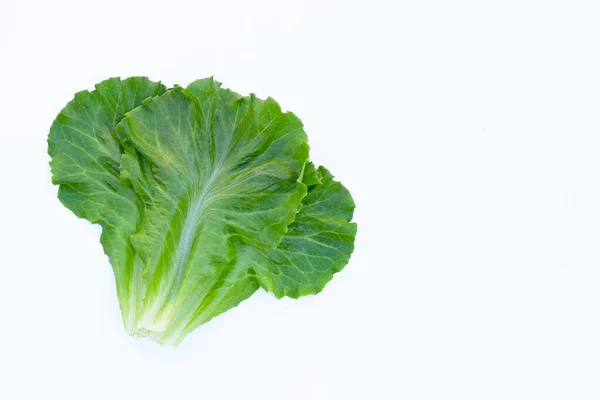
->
48, 77, 357, 345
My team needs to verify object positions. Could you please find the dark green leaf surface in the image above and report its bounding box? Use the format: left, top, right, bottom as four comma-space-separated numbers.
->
251, 165, 357, 299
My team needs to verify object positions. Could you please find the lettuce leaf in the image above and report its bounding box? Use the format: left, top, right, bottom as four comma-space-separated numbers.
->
48, 77, 166, 333
48, 77, 357, 345
116, 78, 309, 333
250, 164, 357, 299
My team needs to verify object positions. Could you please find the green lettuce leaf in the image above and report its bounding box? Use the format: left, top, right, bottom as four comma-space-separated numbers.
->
116, 78, 310, 334
48, 77, 166, 333
250, 164, 357, 299
48, 76, 357, 345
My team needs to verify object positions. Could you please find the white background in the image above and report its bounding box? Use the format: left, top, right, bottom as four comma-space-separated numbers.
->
1, 0, 599, 399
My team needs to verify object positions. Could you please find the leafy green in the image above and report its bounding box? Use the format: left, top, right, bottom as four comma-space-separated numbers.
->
250, 164, 357, 299
48, 76, 357, 345
48, 77, 166, 333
